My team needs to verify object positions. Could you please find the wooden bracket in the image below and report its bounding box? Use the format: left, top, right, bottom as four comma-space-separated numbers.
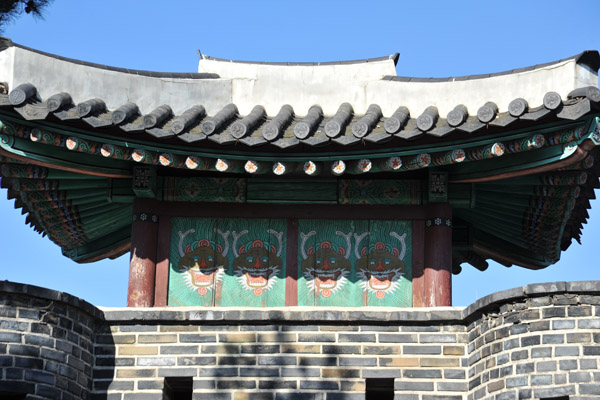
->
132, 165, 157, 198
428, 169, 448, 203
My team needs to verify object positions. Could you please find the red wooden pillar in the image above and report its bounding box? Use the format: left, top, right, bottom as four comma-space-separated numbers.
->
127, 198, 159, 307
423, 203, 452, 307
412, 220, 425, 307
153, 214, 171, 307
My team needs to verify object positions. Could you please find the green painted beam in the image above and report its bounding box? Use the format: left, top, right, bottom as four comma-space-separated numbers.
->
10, 178, 111, 191
476, 184, 580, 198
483, 171, 588, 186
448, 141, 580, 181
1, 135, 131, 177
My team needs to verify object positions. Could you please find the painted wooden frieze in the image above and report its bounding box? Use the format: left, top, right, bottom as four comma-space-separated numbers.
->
169, 217, 411, 307
163, 177, 246, 203
338, 180, 423, 205
298, 219, 412, 307
168, 217, 286, 306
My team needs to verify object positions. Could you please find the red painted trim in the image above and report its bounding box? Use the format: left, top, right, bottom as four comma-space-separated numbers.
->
412, 220, 425, 308
285, 219, 298, 306
154, 215, 171, 307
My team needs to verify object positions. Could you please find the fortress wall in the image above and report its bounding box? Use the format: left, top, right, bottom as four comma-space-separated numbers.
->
466, 282, 600, 400
0, 281, 599, 399
0, 281, 102, 399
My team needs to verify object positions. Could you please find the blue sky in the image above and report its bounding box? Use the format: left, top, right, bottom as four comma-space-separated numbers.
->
0, 0, 598, 307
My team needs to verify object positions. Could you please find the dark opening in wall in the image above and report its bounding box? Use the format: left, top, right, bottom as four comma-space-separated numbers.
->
0, 394, 27, 400
164, 377, 192, 400
366, 378, 394, 400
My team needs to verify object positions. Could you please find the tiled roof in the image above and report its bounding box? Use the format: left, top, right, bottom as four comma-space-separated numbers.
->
383, 51, 600, 82
3, 81, 600, 151
0, 38, 220, 80
0, 38, 598, 146
199, 52, 400, 66
0, 39, 600, 271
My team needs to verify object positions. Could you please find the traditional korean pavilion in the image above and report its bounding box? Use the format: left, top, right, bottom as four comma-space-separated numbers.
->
4, 38, 600, 400
1, 37, 599, 309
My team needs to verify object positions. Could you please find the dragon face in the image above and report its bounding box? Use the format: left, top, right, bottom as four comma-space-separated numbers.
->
356, 243, 405, 299
179, 244, 227, 295
234, 242, 282, 296
302, 243, 350, 298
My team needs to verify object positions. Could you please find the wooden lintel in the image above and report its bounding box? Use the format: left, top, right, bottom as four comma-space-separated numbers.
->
160, 202, 426, 220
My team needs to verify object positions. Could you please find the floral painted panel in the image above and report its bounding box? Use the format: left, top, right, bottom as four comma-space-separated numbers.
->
298, 219, 412, 307
168, 217, 286, 307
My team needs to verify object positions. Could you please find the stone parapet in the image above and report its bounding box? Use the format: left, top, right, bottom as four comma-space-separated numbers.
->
0, 281, 101, 399
0, 281, 599, 399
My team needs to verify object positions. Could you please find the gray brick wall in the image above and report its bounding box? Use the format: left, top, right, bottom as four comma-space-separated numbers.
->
466, 290, 600, 400
1, 281, 600, 399
0, 281, 102, 399
94, 322, 468, 399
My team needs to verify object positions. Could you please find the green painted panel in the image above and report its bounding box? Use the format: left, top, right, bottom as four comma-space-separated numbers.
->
169, 217, 286, 307
247, 179, 338, 204
298, 220, 366, 307
220, 219, 287, 307
163, 177, 246, 203
170, 217, 411, 307
298, 219, 412, 307
338, 180, 423, 205
359, 220, 412, 307
169, 218, 225, 306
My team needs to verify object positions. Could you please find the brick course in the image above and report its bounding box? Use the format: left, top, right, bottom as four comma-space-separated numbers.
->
1, 281, 600, 399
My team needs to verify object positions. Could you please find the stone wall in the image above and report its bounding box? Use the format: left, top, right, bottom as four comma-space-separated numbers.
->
1, 281, 600, 399
466, 282, 600, 400
0, 281, 102, 399
96, 312, 468, 400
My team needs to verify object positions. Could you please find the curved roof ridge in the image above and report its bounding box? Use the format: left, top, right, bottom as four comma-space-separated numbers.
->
0, 37, 220, 80
198, 52, 400, 67
384, 50, 600, 82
